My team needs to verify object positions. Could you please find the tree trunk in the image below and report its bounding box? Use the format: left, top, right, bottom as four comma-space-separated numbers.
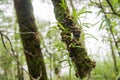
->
13, 0, 48, 80
51, 0, 95, 79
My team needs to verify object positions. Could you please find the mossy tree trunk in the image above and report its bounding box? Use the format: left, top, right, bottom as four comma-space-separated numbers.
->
51, 0, 95, 79
14, 0, 48, 80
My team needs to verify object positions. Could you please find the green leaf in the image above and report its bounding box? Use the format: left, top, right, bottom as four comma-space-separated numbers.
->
85, 33, 98, 41
60, 0, 66, 10
96, 10, 102, 17
57, 22, 65, 30
82, 23, 93, 28
72, 9, 77, 18
77, 11, 92, 17
72, 7, 92, 20
99, 20, 105, 30
59, 59, 69, 64
92, 20, 100, 27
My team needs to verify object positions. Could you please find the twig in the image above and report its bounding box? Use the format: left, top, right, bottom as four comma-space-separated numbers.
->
90, 0, 120, 17
0, 31, 33, 78
105, 0, 120, 17
0, 30, 36, 35
98, 0, 120, 57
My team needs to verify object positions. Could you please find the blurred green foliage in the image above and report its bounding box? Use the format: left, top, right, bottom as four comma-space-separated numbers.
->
0, 0, 120, 80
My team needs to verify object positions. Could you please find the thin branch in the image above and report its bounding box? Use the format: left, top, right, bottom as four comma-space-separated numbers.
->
104, 12, 116, 14
105, 0, 120, 17
0, 31, 34, 79
90, 0, 120, 17
0, 30, 36, 35
98, 0, 120, 56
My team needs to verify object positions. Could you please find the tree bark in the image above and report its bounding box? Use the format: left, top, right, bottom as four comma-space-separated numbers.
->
51, 0, 95, 79
13, 0, 48, 80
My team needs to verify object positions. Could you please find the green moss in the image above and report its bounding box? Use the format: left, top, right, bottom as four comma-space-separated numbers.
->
73, 55, 96, 79
52, 0, 96, 79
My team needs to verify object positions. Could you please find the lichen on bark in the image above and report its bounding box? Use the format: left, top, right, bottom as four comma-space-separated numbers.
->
51, 0, 96, 79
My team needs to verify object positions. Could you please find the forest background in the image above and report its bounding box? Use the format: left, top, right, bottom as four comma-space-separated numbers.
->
0, 0, 120, 80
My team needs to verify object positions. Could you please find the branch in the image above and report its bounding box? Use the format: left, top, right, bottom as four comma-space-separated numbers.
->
98, 0, 120, 57
90, 0, 120, 17
0, 31, 33, 78
105, 0, 120, 17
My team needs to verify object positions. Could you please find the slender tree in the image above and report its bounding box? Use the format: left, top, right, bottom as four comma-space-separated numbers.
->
51, 0, 95, 79
110, 39, 119, 75
13, 0, 48, 80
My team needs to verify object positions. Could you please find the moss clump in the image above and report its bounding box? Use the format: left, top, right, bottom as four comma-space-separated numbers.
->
52, 0, 96, 79
72, 54, 96, 79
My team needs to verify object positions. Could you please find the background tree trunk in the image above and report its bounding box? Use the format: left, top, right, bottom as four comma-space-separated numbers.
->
51, 0, 95, 79
13, 0, 48, 80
